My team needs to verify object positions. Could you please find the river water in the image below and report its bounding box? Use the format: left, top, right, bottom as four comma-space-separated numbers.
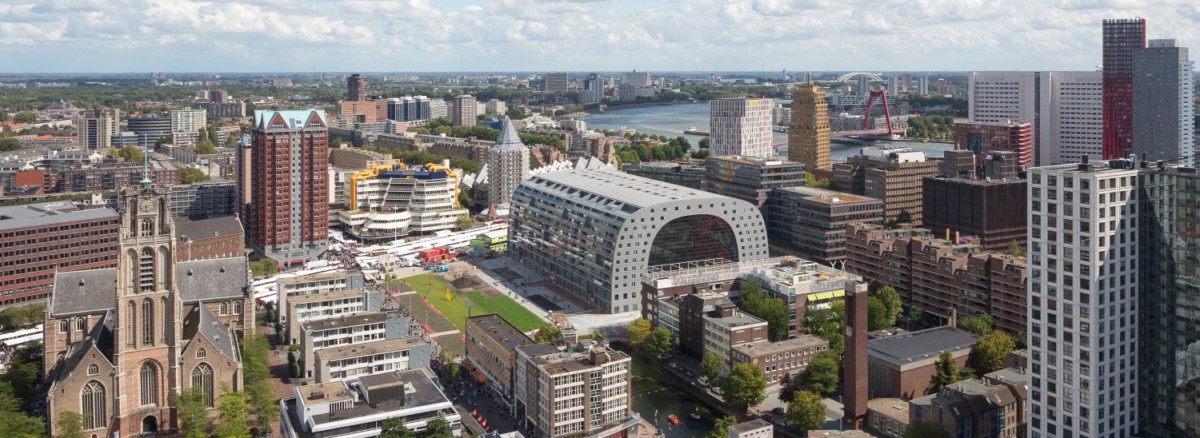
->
618, 343, 720, 437
583, 102, 954, 160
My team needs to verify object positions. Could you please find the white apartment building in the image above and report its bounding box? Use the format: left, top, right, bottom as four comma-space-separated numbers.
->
969, 71, 1103, 166
704, 311, 769, 365
170, 108, 207, 148
314, 337, 431, 383
710, 97, 774, 158
1027, 159, 1140, 438
299, 311, 408, 379
514, 345, 636, 438
286, 288, 382, 345
276, 271, 366, 326
281, 370, 463, 438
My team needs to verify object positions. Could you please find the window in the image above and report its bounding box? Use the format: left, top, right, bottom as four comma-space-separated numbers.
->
219, 303, 228, 316
139, 219, 154, 237
139, 248, 155, 292
81, 381, 106, 430
87, 364, 99, 376
142, 299, 154, 346
234, 301, 243, 315
140, 363, 159, 406
192, 363, 215, 407
60, 320, 69, 333
77, 318, 86, 331
196, 348, 207, 359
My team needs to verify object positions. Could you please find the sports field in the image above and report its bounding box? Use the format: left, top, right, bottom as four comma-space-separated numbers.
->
399, 273, 546, 332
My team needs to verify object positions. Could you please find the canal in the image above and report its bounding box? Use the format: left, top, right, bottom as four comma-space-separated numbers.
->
615, 342, 721, 437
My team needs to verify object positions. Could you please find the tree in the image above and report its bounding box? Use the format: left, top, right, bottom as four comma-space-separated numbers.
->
56, 411, 85, 438
0, 138, 19, 152
179, 168, 211, 184
867, 296, 893, 331
904, 420, 951, 438
698, 138, 710, 149
215, 384, 251, 438
380, 417, 416, 438
874, 285, 903, 324
457, 191, 472, 210
196, 139, 218, 154
957, 314, 994, 336
112, 145, 144, 163
927, 350, 962, 395
804, 172, 831, 189
0, 411, 45, 438
1007, 241, 1026, 257
644, 326, 673, 358
240, 334, 276, 435
175, 386, 211, 438
798, 350, 841, 396
706, 416, 738, 438
0, 303, 45, 329
250, 258, 279, 278
421, 416, 454, 438
736, 280, 790, 341
907, 307, 925, 328
288, 350, 300, 377
700, 351, 724, 383
690, 149, 709, 159
787, 390, 826, 431
534, 323, 564, 344
805, 300, 846, 355
627, 318, 652, 347
11, 112, 35, 124
454, 214, 474, 231
894, 209, 913, 225
969, 331, 1015, 375
724, 363, 768, 413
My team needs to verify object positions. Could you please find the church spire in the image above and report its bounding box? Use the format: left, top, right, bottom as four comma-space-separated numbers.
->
140, 142, 152, 188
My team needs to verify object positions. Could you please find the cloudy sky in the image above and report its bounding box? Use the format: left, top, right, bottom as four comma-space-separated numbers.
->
0, 0, 1197, 73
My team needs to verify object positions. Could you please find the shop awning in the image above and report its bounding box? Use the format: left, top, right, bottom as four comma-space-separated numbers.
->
472, 369, 486, 383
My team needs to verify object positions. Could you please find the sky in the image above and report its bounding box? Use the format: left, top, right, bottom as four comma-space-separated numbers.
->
1, 0, 1198, 73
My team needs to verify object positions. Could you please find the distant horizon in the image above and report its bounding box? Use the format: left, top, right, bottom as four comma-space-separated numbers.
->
0, 1, 1195, 73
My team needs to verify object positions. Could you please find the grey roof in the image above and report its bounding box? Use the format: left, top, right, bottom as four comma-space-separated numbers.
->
492, 116, 528, 152
55, 311, 116, 383
51, 257, 250, 316
187, 304, 240, 361
307, 369, 452, 426
728, 419, 772, 433
467, 314, 535, 350
175, 216, 244, 241
868, 326, 978, 366
526, 168, 732, 210
0, 202, 117, 231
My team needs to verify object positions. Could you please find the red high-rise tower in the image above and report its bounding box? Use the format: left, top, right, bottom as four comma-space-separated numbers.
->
1102, 18, 1146, 160
250, 110, 329, 263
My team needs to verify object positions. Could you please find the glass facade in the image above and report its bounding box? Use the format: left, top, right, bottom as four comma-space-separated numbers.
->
648, 215, 737, 267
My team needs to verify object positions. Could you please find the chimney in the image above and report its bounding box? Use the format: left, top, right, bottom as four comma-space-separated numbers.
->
948, 307, 958, 328
842, 281, 869, 430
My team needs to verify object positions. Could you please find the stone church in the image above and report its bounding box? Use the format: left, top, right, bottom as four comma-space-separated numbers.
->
43, 185, 255, 437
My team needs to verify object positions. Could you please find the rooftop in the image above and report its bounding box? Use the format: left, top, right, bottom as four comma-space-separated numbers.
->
288, 289, 366, 306
315, 337, 426, 361
302, 312, 390, 332
0, 202, 117, 231
732, 335, 828, 357
297, 381, 355, 405
527, 346, 631, 375
775, 185, 875, 204
708, 155, 799, 168
867, 398, 911, 424
52, 257, 249, 316
526, 167, 736, 210
467, 314, 535, 350
175, 215, 244, 241
984, 367, 1029, 386
302, 369, 453, 427
728, 419, 773, 433
254, 109, 328, 131
868, 326, 978, 366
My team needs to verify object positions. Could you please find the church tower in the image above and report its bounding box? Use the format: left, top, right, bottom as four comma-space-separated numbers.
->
112, 184, 183, 433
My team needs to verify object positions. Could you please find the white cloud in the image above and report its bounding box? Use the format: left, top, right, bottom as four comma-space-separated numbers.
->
0, 0, 1197, 72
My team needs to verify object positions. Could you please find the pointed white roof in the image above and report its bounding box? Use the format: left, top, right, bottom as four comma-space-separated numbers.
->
492, 117, 528, 152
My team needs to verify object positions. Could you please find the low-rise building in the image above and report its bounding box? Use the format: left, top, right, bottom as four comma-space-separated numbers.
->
166, 181, 238, 218
464, 314, 537, 408
286, 289, 383, 345
299, 311, 410, 379
866, 398, 910, 438
281, 369, 463, 438
766, 186, 883, 265
727, 419, 773, 438
742, 259, 862, 338
0, 201, 118, 305
514, 343, 637, 438
663, 292, 768, 364
174, 216, 244, 262
907, 376, 1025, 438
730, 335, 829, 384
867, 326, 977, 399
56, 161, 180, 192
276, 271, 367, 325
314, 337, 432, 383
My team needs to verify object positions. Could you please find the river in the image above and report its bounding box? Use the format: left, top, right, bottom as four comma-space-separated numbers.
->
583, 102, 954, 160
616, 342, 721, 437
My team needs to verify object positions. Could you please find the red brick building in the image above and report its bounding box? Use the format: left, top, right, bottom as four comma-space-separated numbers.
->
953, 121, 1032, 169
250, 110, 329, 262
867, 327, 977, 399
0, 201, 118, 305
175, 216, 245, 261
731, 335, 829, 384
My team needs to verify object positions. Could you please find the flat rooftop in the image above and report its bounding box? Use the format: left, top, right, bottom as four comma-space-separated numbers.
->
297, 381, 354, 405
0, 201, 117, 231
288, 289, 365, 306
868, 326, 977, 366
728, 419, 773, 433
867, 398, 911, 424
776, 186, 876, 204
315, 337, 425, 361
175, 216, 244, 241
467, 314, 535, 349
303, 369, 452, 427
732, 335, 828, 357
302, 312, 390, 331
528, 347, 631, 375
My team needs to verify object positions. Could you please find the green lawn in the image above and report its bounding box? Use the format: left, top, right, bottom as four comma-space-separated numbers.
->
399, 273, 546, 333
464, 291, 546, 332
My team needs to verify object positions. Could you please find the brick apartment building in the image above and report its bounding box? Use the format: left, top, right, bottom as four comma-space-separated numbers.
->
953, 120, 1033, 169
845, 223, 1028, 334
867, 327, 978, 399
174, 216, 244, 262
465, 314, 536, 406
0, 201, 119, 305
56, 162, 180, 193
250, 110, 329, 262
731, 335, 830, 384
909, 368, 1029, 437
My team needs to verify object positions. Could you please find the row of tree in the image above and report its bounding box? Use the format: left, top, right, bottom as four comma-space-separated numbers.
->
905, 115, 956, 139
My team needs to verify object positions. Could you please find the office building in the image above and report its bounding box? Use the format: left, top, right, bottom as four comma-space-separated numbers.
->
968, 71, 1104, 166
347, 74, 368, 101
742, 260, 863, 338
833, 146, 938, 224
868, 327, 977, 399
918, 76, 929, 96
76, 108, 119, 150
728, 419, 773, 438
709, 98, 774, 158
165, 180, 237, 218
509, 168, 768, 313
543, 72, 568, 92
336, 163, 467, 241
766, 186, 883, 265
174, 216, 244, 262
484, 99, 506, 116
464, 314, 537, 409
429, 99, 448, 120
338, 100, 377, 125
731, 335, 830, 384
1103, 18, 1146, 160
0, 202, 118, 305
314, 337, 431, 384
450, 95, 477, 127
672, 293, 768, 363
384, 96, 432, 122
845, 223, 1028, 334
886, 76, 899, 97
486, 117, 530, 214
281, 370, 463, 438
44, 186, 252, 437
702, 155, 805, 208
514, 343, 636, 438
275, 271, 366, 328
1133, 39, 1194, 166
954, 120, 1032, 169
127, 116, 171, 145
250, 110, 329, 262
923, 152, 1027, 251
790, 75, 831, 171
298, 311, 411, 379
621, 162, 705, 189
582, 73, 604, 104
170, 109, 207, 148
622, 70, 650, 88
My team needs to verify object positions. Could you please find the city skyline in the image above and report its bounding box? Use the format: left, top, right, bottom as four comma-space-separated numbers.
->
0, 1, 1198, 73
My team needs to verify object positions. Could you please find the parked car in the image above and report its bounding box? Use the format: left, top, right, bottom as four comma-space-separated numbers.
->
772, 407, 786, 416
712, 386, 722, 395
698, 376, 709, 387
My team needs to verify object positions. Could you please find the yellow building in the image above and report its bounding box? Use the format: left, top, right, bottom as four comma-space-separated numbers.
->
789, 74, 831, 172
